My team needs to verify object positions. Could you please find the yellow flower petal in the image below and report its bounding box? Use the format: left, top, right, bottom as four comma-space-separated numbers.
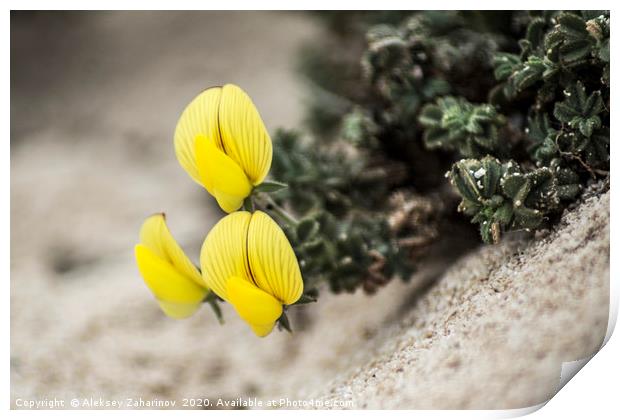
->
139, 214, 167, 258
139, 214, 204, 288
219, 84, 273, 185
200, 211, 252, 301
135, 244, 207, 319
226, 276, 282, 337
174, 87, 223, 185
247, 211, 303, 305
195, 133, 252, 213
248, 323, 276, 337
157, 301, 203, 320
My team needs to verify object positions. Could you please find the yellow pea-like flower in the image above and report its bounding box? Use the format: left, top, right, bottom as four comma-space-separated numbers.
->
200, 210, 303, 337
134, 214, 209, 319
174, 84, 273, 213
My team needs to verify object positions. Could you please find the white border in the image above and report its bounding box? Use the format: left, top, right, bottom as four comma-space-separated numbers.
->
4, 2, 618, 419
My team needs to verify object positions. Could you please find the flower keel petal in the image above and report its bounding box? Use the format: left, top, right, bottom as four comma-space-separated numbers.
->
196, 134, 252, 213
135, 244, 207, 319
226, 276, 282, 337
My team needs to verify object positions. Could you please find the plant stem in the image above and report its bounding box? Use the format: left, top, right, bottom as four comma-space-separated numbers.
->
243, 196, 255, 212
256, 193, 299, 226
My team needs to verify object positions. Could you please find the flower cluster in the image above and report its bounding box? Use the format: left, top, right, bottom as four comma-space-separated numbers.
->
135, 84, 304, 337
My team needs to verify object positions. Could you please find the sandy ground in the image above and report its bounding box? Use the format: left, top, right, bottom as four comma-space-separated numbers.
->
314, 188, 610, 409
11, 11, 610, 410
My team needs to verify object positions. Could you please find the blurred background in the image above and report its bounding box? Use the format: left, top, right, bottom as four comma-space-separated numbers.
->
10, 10, 418, 406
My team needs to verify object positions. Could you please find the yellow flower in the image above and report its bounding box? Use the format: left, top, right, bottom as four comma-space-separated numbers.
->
174, 84, 273, 213
201, 210, 303, 337
134, 214, 209, 319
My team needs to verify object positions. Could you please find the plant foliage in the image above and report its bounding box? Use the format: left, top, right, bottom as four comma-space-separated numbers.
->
271, 10, 610, 296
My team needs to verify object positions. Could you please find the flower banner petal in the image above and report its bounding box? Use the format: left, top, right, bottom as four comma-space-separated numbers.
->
218, 84, 273, 185
226, 276, 282, 337
139, 214, 167, 258
139, 214, 204, 287
247, 211, 303, 305
195, 133, 252, 213
174, 87, 223, 185
200, 211, 251, 301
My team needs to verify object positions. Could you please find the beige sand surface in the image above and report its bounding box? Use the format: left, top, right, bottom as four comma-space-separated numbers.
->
313, 188, 610, 409
10, 11, 610, 410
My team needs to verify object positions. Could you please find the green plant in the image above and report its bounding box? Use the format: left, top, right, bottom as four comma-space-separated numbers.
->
448, 156, 561, 243
442, 11, 609, 242
419, 97, 508, 158
272, 10, 610, 295
270, 129, 441, 295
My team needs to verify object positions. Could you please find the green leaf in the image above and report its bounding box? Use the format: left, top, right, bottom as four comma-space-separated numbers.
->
295, 294, 318, 304
205, 294, 224, 324
450, 161, 481, 203
493, 53, 521, 81
560, 39, 592, 62
481, 157, 502, 196
494, 203, 514, 225
479, 221, 494, 244
253, 181, 289, 193
418, 104, 443, 126
243, 196, 255, 212
583, 91, 603, 117
579, 117, 600, 137
512, 207, 543, 230
501, 174, 528, 202
553, 102, 576, 123
525, 17, 546, 49
512, 56, 545, 91
277, 312, 292, 333
557, 13, 589, 38
420, 97, 506, 158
